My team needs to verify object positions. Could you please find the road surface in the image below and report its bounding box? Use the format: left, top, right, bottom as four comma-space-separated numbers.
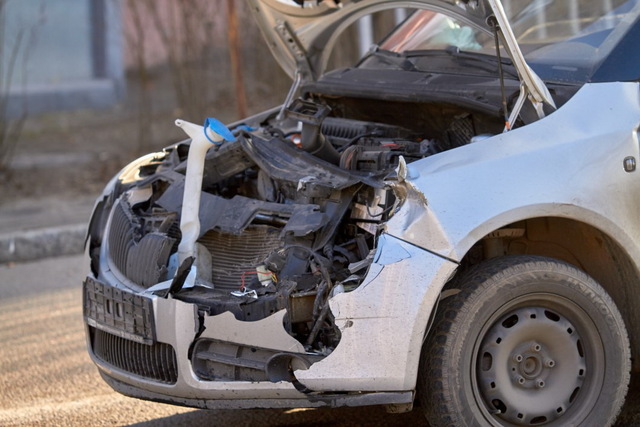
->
0, 255, 638, 426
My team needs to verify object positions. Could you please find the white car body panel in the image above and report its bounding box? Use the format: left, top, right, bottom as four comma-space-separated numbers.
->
387, 82, 640, 262
296, 234, 457, 390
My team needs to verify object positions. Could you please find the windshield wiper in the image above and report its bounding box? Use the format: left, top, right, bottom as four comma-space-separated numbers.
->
405, 46, 519, 78
362, 49, 418, 72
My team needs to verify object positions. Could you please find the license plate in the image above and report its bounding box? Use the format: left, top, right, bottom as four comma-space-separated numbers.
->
83, 276, 156, 345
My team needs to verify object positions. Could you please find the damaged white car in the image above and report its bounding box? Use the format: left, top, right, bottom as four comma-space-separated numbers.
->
83, 0, 640, 425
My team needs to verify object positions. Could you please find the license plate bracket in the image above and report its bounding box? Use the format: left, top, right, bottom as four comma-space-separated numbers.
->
83, 276, 156, 345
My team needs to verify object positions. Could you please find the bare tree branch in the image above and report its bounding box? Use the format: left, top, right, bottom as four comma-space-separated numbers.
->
0, 0, 45, 171
227, 0, 247, 118
124, 0, 153, 153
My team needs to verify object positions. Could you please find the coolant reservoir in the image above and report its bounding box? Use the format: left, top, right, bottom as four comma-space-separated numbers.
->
175, 118, 235, 264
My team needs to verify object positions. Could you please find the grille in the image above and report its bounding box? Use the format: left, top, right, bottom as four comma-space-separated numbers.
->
90, 327, 178, 384
446, 114, 475, 148
198, 225, 281, 290
192, 339, 324, 382
107, 199, 175, 288
108, 200, 138, 278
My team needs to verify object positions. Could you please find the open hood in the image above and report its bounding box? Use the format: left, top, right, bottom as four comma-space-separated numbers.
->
247, 0, 555, 112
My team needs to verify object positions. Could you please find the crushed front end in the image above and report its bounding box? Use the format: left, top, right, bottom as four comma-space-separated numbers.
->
82, 95, 464, 408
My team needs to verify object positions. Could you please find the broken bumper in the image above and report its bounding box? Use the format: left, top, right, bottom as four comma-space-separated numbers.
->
83, 233, 457, 408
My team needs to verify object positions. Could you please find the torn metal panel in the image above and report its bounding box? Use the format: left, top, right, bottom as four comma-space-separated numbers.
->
387, 83, 640, 261
372, 234, 412, 266
126, 186, 153, 206
384, 165, 454, 256
201, 310, 305, 353
295, 234, 458, 391
385, 196, 454, 257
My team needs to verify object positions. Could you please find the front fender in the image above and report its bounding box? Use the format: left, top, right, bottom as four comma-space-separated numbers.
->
385, 82, 640, 265
296, 234, 458, 391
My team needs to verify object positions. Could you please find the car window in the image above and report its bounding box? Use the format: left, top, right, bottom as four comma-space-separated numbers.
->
520, 0, 640, 82
381, 11, 488, 53
378, 0, 640, 83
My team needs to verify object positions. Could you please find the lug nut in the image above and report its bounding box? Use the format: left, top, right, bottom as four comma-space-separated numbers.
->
531, 343, 542, 352
545, 359, 555, 368
516, 376, 526, 385
536, 379, 545, 389
513, 354, 523, 363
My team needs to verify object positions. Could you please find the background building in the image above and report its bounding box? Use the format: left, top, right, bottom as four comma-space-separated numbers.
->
1, 0, 124, 116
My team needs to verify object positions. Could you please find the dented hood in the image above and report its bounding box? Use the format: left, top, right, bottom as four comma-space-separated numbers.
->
247, 0, 555, 109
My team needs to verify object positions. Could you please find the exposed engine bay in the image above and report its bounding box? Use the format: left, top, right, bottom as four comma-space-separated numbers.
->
89, 86, 511, 357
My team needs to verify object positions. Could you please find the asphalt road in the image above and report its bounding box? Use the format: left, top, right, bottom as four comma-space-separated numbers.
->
1, 255, 638, 426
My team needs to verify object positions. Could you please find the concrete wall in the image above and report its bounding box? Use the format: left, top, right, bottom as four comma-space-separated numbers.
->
1, 0, 124, 116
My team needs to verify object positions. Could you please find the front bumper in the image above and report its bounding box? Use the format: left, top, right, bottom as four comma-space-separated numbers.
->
83, 233, 457, 409
83, 273, 311, 403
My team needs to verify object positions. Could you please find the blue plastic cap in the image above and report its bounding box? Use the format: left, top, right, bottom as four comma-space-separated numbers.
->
204, 117, 236, 145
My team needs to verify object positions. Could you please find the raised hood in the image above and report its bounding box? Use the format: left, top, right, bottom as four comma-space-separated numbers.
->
247, 0, 555, 111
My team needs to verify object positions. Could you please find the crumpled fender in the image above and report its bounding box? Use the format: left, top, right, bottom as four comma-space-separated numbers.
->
386, 82, 640, 264
295, 234, 457, 391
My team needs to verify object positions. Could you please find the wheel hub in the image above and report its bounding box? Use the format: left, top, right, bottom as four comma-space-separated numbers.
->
510, 341, 553, 388
477, 306, 586, 425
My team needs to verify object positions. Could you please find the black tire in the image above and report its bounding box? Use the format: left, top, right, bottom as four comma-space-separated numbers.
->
419, 255, 630, 427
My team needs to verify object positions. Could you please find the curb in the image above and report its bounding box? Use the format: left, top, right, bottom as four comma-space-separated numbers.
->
0, 224, 87, 264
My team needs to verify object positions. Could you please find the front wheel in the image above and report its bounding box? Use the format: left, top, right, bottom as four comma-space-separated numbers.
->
419, 256, 630, 426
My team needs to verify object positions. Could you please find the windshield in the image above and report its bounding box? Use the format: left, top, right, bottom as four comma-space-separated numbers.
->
378, 0, 640, 83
